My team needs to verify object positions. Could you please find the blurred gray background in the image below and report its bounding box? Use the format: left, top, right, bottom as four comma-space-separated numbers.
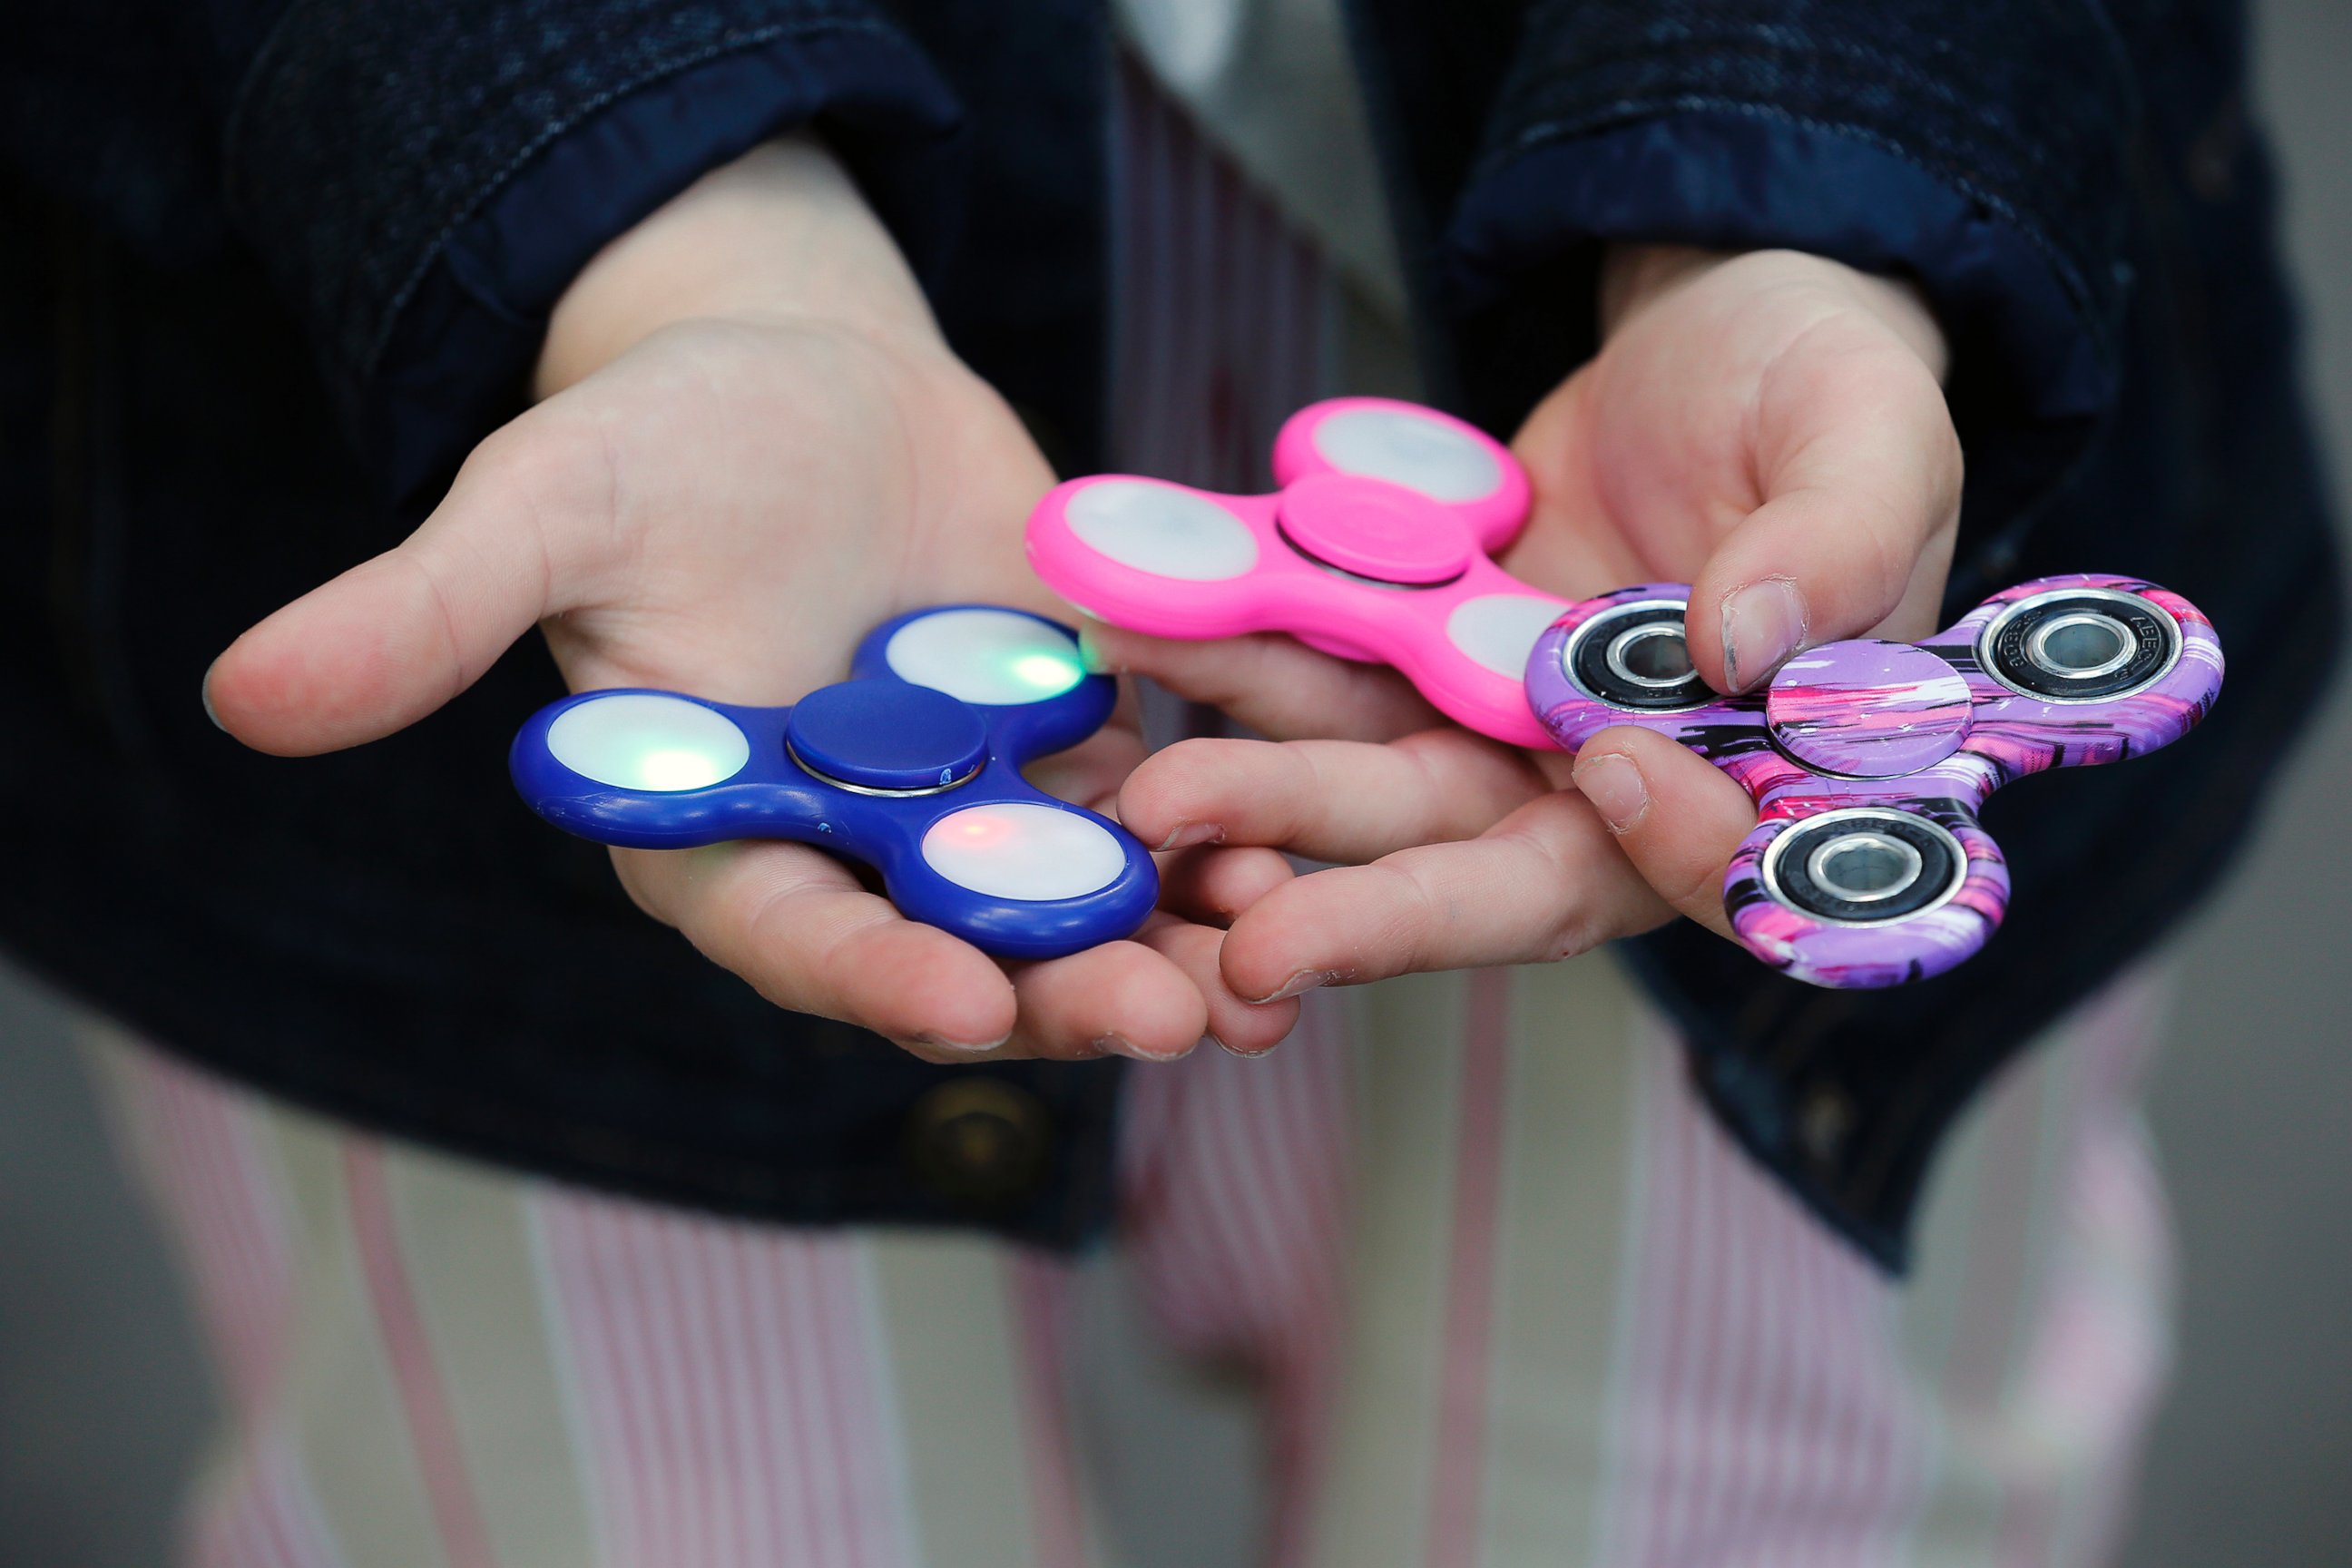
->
5, 3, 2349, 1563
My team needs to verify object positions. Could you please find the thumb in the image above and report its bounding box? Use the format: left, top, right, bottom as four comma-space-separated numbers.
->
1682, 325, 1962, 693
205, 427, 604, 756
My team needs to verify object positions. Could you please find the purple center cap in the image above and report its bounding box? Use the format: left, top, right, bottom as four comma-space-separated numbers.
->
1278, 472, 1473, 584
1766, 640, 1973, 778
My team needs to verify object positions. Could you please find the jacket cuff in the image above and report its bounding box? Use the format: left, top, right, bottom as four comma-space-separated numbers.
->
225, 3, 961, 507
1446, 111, 2114, 581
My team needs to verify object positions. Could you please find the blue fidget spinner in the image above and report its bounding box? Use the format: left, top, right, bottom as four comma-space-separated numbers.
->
510, 606, 1160, 959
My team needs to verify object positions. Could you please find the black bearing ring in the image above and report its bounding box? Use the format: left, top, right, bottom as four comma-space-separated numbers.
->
1563, 602, 1712, 712
1760, 808, 1966, 925
1979, 588, 2179, 703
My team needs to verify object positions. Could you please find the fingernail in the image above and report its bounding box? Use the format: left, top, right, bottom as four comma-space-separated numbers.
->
1248, 968, 1345, 1005
1721, 578, 1808, 691
201, 668, 225, 732
1575, 752, 1651, 832
1096, 1031, 1194, 1063
1156, 821, 1224, 852
1076, 625, 1119, 676
916, 1032, 1007, 1055
1212, 1033, 1279, 1059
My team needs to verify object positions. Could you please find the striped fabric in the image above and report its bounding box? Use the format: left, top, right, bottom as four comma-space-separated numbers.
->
1107, 46, 1341, 499
83, 54, 2175, 1568
86, 956, 2172, 1568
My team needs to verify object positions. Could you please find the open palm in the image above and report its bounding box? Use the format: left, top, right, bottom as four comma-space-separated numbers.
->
207, 145, 1296, 1063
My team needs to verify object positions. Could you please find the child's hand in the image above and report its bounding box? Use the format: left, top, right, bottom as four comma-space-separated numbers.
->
203, 139, 1297, 1063
1095, 246, 1960, 1005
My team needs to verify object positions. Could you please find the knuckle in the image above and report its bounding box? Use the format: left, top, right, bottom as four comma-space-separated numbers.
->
1289, 746, 1342, 837
606, 849, 683, 927
1497, 795, 1648, 957
463, 411, 617, 537
461, 416, 586, 502
1924, 413, 1965, 513
1181, 638, 1275, 710
808, 906, 901, 1019
721, 887, 812, 1007
1365, 857, 1449, 976
1666, 855, 1731, 921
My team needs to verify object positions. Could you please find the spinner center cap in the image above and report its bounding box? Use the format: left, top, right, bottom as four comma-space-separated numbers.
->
786, 680, 989, 791
1278, 472, 1473, 585
1765, 640, 1973, 778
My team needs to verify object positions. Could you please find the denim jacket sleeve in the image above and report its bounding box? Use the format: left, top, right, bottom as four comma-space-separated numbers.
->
1437, 0, 2141, 578
217, 0, 962, 508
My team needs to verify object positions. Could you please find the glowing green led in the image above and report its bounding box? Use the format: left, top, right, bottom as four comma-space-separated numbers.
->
633, 746, 735, 791
884, 608, 1093, 706
546, 693, 751, 792
1009, 651, 1084, 696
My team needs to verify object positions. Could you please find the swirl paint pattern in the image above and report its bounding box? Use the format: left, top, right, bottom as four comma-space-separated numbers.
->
1524, 575, 2225, 987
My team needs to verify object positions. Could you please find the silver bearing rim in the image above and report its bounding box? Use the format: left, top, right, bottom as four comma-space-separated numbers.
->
1561, 599, 1710, 713
1977, 586, 2180, 704
1758, 807, 1969, 926
1604, 622, 1696, 691
787, 744, 983, 798
1805, 831, 1925, 905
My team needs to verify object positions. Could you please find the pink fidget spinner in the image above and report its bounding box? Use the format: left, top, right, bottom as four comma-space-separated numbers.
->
1526, 576, 2226, 987
1025, 397, 1567, 746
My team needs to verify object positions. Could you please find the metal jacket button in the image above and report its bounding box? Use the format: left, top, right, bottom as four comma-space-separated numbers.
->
904, 1079, 1053, 1204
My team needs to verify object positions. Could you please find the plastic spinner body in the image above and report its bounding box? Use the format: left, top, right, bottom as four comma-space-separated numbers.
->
510, 606, 1159, 959
1525, 575, 2226, 988
1026, 397, 1568, 748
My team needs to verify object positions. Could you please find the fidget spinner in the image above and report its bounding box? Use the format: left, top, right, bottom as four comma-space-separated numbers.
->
1026, 397, 1567, 746
1526, 575, 2225, 987
511, 606, 1159, 959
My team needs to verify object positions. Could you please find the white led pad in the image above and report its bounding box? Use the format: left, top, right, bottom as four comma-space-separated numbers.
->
921, 802, 1128, 901
545, 693, 751, 791
886, 609, 1087, 707
1064, 480, 1259, 580
1446, 593, 1569, 677
1310, 406, 1504, 504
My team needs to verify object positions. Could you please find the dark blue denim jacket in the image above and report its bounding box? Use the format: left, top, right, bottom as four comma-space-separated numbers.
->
0, 0, 2337, 1269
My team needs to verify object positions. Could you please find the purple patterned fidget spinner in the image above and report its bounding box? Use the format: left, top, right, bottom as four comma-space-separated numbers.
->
1524, 573, 2225, 988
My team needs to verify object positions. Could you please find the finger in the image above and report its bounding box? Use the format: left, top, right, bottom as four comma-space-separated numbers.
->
1080, 623, 1442, 742
1567, 725, 1759, 940
1155, 843, 1297, 926
1685, 330, 1963, 692
1216, 789, 1672, 1003
1139, 917, 1301, 1056
612, 839, 1024, 1057
206, 418, 612, 755
1004, 938, 1209, 1062
1120, 731, 1548, 862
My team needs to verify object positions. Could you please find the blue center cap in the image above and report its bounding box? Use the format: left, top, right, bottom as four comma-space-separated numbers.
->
784, 679, 990, 792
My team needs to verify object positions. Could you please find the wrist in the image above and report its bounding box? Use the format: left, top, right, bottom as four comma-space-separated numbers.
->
1600, 243, 1950, 381
534, 136, 940, 398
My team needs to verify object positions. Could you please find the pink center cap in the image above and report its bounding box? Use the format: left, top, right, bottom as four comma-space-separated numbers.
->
1277, 472, 1474, 585
1765, 640, 1974, 779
